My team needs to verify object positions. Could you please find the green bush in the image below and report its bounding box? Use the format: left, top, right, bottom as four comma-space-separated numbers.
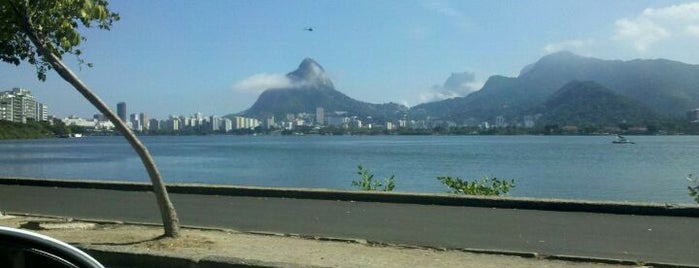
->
351, 165, 395, 192
688, 174, 699, 203
437, 175, 514, 196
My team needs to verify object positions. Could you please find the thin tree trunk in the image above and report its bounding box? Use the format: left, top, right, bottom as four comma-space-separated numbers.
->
12, 6, 180, 237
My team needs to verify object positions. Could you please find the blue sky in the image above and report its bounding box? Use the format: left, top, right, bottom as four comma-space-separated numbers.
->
2, 0, 698, 119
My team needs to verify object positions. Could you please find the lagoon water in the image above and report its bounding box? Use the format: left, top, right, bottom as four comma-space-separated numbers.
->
0, 135, 697, 203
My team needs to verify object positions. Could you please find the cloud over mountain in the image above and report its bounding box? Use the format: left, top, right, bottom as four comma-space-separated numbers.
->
419, 72, 483, 102
233, 73, 293, 94
238, 58, 407, 121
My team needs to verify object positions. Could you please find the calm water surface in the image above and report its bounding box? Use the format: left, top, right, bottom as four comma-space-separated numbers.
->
0, 135, 697, 203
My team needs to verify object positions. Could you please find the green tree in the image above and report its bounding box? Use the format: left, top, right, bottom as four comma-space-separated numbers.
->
0, 0, 180, 237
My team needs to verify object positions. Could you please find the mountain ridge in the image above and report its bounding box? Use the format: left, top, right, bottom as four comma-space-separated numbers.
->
410, 51, 699, 122
235, 52, 699, 127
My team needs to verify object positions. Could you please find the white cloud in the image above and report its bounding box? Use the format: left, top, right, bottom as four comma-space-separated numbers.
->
543, 39, 595, 53
614, 18, 669, 51
232, 73, 293, 94
418, 90, 460, 103
613, 2, 699, 52
686, 24, 699, 37
640, 2, 699, 20
423, 1, 471, 30
418, 72, 484, 103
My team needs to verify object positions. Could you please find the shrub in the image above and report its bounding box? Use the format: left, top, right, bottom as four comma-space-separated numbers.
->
688, 174, 699, 203
437, 175, 514, 196
351, 165, 395, 191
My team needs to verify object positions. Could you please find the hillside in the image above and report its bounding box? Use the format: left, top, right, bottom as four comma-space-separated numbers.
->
0, 120, 56, 139
238, 59, 407, 121
531, 81, 661, 126
410, 51, 699, 122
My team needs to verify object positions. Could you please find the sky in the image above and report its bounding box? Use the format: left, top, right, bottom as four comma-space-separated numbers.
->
2, 0, 699, 119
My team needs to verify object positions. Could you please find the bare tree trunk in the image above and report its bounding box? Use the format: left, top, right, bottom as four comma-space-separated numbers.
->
13, 8, 180, 237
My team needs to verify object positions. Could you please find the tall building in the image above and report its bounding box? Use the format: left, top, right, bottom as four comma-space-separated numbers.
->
222, 118, 233, 132
36, 103, 48, 121
149, 118, 160, 131
139, 112, 149, 130
0, 88, 43, 123
129, 113, 140, 131
165, 117, 180, 131
210, 116, 220, 131
0, 92, 13, 121
116, 102, 126, 123
316, 107, 325, 126
263, 116, 275, 129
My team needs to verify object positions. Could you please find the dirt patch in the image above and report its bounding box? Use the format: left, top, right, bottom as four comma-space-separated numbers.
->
0, 215, 640, 268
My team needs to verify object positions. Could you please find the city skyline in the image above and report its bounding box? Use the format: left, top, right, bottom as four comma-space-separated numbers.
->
1, 1, 698, 119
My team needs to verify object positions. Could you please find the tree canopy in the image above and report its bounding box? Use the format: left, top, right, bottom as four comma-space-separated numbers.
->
1, 0, 182, 238
0, 0, 119, 80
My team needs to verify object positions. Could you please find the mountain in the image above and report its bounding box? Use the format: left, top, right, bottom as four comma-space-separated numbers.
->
238, 58, 407, 121
531, 81, 661, 126
410, 51, 699, 122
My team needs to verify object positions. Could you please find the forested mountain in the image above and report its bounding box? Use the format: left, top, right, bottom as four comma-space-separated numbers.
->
530, 81, 662, 126
409, 52, 699, 123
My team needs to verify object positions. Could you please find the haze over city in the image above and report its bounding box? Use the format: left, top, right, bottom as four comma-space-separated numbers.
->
2, 0, 699, 119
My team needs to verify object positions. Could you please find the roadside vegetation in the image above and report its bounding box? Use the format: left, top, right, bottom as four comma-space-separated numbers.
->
437, 176, 515, 196
351, 165, 395, 191
349, 166, 515, 197
688, 174, 699, 204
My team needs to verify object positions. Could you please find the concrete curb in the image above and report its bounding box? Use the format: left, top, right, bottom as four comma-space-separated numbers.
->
78, 241, 699, 268
79, 246, 327, 268
4, 213, 698, 268
2, 176, 698, 217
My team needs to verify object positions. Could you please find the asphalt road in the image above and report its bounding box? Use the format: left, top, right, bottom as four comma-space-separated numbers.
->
0, 185, 697, 265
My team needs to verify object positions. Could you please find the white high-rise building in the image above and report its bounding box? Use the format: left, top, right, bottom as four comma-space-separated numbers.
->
130, 113, 141, 131
166, 117, 180, 131
139, 113, 149, 131
222, 118, 233, 132
210, 116, 220, 131
36, 103, 48, 121
0, 88, 44, 123
316, 107, 325, 125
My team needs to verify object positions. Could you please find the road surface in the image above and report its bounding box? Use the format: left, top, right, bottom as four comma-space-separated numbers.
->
0, 185, 697, 265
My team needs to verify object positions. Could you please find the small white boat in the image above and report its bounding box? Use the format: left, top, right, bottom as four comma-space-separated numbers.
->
62, 133, 83, 138
612, 135, 634, 144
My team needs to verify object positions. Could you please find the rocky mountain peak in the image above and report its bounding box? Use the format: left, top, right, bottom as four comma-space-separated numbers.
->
287, 58, 333, 88
519, 51, 584, 77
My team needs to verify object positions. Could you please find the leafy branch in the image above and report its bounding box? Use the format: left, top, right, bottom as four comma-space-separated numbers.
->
437, 175, 514, 196
688, 174, 699, 204
351, 165, 395, 192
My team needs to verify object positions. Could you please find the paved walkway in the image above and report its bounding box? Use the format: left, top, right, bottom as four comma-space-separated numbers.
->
0, 185, 697, 265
